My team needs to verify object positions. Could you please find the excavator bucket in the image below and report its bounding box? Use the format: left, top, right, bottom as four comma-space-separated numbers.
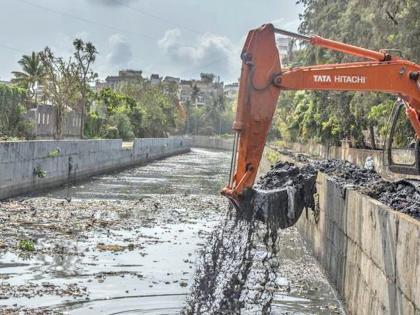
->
235, 162, 317, 229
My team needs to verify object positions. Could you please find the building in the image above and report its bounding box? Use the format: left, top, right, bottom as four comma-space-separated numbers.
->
224, 82, 239, 101
178, 73, 224, 108
24, 104, 82, 139
163, 76, 180, 84
277, 37, 290, 58
94, 70, 226, 109
150, 74, 161, 87
179, 80, 193, 104
96, 69, 144, 91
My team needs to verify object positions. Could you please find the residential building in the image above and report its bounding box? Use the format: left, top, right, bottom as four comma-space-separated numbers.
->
96, 69, 144, 91
163, 76, 180, 84
162, 76, 180, 96
24, 104, 82, 139
150, 74, 162, 87
179, 80, 193, 104
178, 73, 224, 108
224, 82, 239, 101
277, 37, 290, 58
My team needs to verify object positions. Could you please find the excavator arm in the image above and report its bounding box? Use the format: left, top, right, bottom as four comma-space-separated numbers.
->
222, 23, 420, 209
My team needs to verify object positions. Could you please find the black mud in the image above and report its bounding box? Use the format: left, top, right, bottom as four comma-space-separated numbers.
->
314, 159, 420, 218
184, 162, 319, 314
254, 162, 317, 229
183, 209, 279, 314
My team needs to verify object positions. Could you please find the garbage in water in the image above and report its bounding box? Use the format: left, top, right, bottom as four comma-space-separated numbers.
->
0, 149, 344, 314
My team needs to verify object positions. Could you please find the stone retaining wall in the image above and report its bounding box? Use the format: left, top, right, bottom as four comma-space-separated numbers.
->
0, 137, 191, 200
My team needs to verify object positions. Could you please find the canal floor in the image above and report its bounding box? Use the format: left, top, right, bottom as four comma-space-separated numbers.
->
0, 148, 344, 314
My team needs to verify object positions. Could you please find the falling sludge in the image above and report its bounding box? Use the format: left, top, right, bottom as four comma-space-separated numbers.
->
183, 162, 318, 314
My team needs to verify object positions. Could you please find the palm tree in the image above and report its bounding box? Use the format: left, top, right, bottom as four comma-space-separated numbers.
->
12, 51, 46, 106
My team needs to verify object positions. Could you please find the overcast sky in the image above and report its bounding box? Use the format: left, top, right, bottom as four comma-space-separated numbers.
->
0, 0, 303, 83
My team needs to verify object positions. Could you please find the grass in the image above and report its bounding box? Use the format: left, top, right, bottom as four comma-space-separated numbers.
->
17, 239, 35, 252
33, 165, 47, 178
47, 149, 61, 158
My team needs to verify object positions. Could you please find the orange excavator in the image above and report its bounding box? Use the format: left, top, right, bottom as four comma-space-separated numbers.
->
222, 23, 420, 221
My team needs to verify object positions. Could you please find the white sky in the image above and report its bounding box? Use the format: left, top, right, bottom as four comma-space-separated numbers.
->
0, 0, 303, 83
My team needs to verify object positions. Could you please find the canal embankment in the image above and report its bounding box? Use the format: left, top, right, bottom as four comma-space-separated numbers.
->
270, 146, 420, 315
0, 137, 191, 200
190, 135, 233, 151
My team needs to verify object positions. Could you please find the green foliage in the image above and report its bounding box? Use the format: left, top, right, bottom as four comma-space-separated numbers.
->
106, 112, 134, 141
11, 51, 46, 105
101, 125, 120, 139
87, 85, 180, 140
40, 47, 81, 139
0, 83, 31, 138
73, 38, 98, 137
47, 149, 61, 158
17, 239, 35, 252
275, 0, 420, 148
33, 165, 47, 178
184, 94, 232, 135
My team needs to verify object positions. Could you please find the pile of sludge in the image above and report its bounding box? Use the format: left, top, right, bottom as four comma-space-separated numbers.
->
314, 159, 420, 218
184, 158, 420, 314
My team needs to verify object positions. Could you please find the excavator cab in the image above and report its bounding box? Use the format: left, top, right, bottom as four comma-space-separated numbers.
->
385, 100, 420, 175
222, 24, 420, 227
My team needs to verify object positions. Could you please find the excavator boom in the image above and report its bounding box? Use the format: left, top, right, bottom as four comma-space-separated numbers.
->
222, 24, 420, 219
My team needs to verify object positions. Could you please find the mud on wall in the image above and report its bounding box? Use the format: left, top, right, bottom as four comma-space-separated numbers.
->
297, 172, 420, 315
0, 137, 191, 200
283, 141, 417, 180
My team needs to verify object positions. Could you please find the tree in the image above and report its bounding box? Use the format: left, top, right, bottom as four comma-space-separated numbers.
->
0, 83, 30, 139
40, 47, 80, 139
204, 94, 226, 134
200, 73, 215, 83
73, 39, 98, 138
11, 52, 46, 106
274, 0, 415, 148
137, 87, 177, 137
88, 87, 138, 140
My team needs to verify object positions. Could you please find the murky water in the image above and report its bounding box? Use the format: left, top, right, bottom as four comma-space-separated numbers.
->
0, 148, 344, 314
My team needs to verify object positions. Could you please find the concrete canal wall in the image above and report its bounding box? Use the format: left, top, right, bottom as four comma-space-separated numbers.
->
0, 137, 191, 200
296, 172, 420, 315
191, 135, 233, 150
265, 148, 420, 315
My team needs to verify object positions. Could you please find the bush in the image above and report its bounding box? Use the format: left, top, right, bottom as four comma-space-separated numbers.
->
101, 125, 119, 139
17, 239, 35, 251
0, 84, 29, 138
108, 112, 134, 141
